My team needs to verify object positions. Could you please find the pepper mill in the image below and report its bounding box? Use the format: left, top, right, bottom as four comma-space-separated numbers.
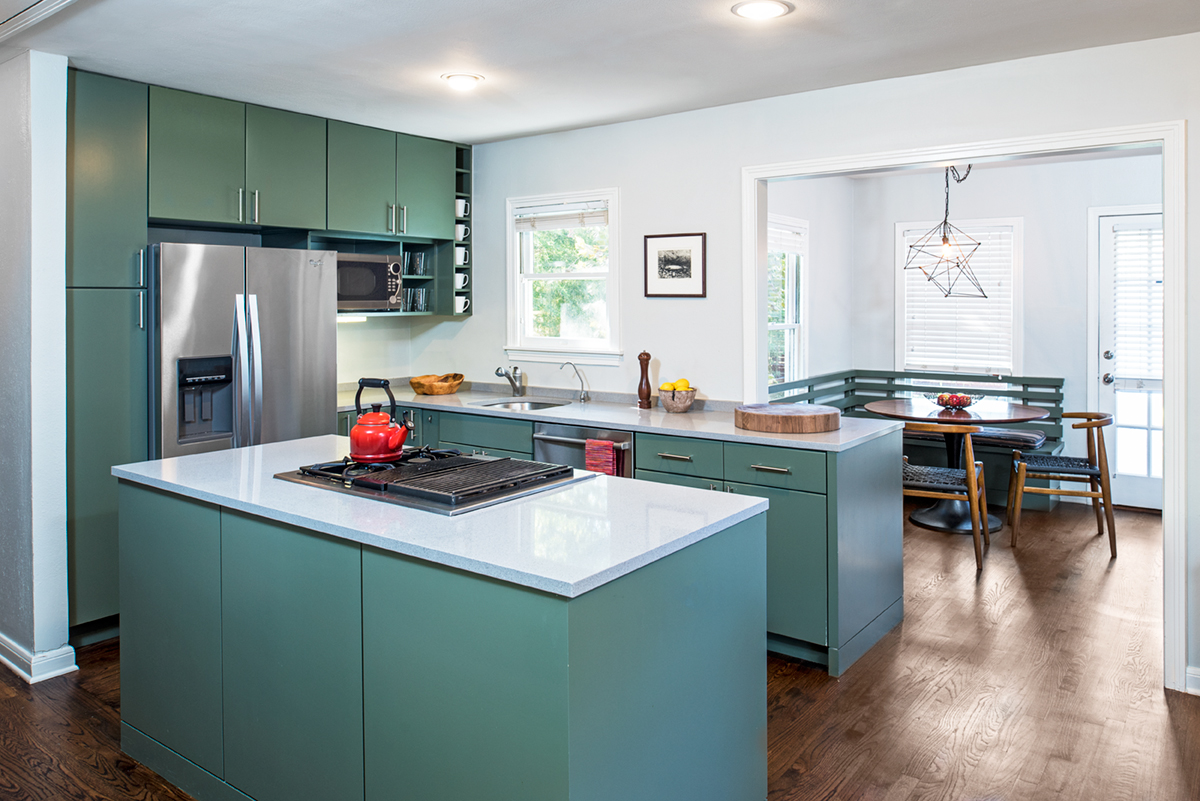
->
637, 351, 652, 409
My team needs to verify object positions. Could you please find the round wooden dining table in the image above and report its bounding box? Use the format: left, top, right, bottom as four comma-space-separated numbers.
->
864, 398, 1050, 534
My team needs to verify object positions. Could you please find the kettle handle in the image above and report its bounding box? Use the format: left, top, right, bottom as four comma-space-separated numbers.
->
355, 378, 397, 422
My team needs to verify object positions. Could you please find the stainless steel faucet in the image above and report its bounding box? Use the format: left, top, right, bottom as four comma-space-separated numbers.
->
496, 366, 524, 397
560, 361, 589, 403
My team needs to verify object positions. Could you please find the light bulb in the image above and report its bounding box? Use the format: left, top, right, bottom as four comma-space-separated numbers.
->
941, 236, 953, 260
731, 1, 793, 19
442, 73, 484, 91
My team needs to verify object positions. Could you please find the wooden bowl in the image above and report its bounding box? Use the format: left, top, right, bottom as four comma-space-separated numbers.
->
409, 373, 465, 395
659, 388, 697, 413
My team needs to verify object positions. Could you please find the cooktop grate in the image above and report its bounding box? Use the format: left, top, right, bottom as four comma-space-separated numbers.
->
371, 458, 573, 506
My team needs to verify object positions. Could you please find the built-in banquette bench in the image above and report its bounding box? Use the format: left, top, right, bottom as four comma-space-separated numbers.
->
770, 370, 1064, 510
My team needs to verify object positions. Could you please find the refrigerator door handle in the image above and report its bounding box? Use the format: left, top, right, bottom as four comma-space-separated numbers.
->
233, 294, 251, 447
248, 294, 265, 446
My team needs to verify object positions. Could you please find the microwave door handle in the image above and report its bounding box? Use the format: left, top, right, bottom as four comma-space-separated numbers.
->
248, 294, 264, 446
233, 294, 251, 448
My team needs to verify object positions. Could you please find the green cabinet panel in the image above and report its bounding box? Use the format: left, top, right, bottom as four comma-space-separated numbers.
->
725, 481, 827, 645
66, 70, 147, 288
634, 432, 724, 480
68, 288, 147, 625
327, 120, 396, 235
438, 412, 532, 455
149, 87, 246, 224
634, 468, 722, 491
221, 510, 364, 801
723, 441, 826, 493
118, 483, 223, 777
438, 442, 531, 460
245, 105, 327, 229
395, 134, 455, 239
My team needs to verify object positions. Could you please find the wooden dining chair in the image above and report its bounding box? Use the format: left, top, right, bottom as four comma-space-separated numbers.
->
901, 422, 990, 571
1006, 412, 1116, 558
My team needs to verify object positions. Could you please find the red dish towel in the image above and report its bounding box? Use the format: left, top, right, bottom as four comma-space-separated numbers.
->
584, 438, 617, 476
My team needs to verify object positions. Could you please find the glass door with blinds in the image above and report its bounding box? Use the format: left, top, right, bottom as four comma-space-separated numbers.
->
1098, 212, 1163, 509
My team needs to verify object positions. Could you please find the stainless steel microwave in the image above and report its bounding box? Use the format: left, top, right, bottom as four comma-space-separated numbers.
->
336, 253, 401, 311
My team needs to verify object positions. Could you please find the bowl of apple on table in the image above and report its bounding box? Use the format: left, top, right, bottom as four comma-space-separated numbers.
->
659, 378, 697, 413
924, 391, 982, 410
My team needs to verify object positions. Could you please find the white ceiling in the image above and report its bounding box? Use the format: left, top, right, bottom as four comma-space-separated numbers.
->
8, 0, 1200, 143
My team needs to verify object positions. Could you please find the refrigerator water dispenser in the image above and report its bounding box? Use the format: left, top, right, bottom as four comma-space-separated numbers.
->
177, 356, 234, 444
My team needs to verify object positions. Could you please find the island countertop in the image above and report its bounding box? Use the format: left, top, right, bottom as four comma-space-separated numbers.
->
112, 435, 767, 598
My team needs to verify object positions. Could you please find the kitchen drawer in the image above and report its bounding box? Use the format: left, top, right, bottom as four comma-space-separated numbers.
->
438, 442, 530, 460
723, 442, 826, 494
634, 433, 723, 480
439, 412, 532, 454
634, 469, 722, 492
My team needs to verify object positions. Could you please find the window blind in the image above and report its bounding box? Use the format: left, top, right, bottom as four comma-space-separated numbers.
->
514, 201, 608, 232
903, 225, 1015, 374
768, 221, 807, 254
1112, 222, 1164, 380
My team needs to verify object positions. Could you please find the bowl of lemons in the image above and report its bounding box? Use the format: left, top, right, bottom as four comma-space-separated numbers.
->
658, 378, 697, 413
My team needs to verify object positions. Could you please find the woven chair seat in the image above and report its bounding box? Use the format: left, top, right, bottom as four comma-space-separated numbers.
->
905, 426, 1047, 450
1018, 453, 1101, 478
902, 463, 973, 492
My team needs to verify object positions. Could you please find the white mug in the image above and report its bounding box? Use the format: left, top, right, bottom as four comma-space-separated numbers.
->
455, 223, 470, 241
455, 199, 470, 217
455, 296, 471, 314
455, 246, 470, 266
454, 272, 470, 289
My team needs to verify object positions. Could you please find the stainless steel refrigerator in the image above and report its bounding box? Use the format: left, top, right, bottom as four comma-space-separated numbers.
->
148, 243, 337, 459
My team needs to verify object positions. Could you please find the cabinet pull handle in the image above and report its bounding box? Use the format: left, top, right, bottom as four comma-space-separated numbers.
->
750, 464, 791, 474
709, 483, 718, 491
400, 205, 407, 233
388, 204, 396, 233
138, 291, 144, 330
253, 190, 260, 224
237, 188, 244, 222
138, 248, 145, 287
657, 452, 693, 462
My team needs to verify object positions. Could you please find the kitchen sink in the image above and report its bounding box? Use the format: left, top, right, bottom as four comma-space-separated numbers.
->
471, 398, 571, 411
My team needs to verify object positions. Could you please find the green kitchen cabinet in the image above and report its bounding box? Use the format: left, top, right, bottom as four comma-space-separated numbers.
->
245, 105, 327, 229
633, 432, 724, 480
633, 468, 721, 491
221, 511, 364, 801
395, 134, 455, 239
66, 70, 148, 288
438, 412, 532, 456
327, 120, 397, 235
149, 86, 246, 224
68, 288, 148, 626
118, 484, 224, 777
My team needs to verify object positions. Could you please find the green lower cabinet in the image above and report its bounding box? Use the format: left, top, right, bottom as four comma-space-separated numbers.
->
724, 481, 828, 646
439, 442, 531, 459
438, 412, 532, 456
68, 288, 147, 626
634, 468, 721, 491
220, 511, 364, 801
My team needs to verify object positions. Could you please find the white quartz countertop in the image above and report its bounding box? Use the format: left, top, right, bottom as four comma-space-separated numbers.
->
113, 436, 767, 598
338, 388, 901, 453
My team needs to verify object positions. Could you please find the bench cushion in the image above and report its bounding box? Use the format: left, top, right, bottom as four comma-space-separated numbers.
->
904, 426, 1046, 451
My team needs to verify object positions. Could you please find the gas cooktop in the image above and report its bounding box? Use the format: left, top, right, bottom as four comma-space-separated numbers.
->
274, 446, 595, 515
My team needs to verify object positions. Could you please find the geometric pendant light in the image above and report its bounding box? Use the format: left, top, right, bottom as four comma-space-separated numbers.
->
903, 165, 987, 298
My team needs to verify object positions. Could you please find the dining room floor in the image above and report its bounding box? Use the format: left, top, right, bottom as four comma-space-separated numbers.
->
767, 500, 1200, 801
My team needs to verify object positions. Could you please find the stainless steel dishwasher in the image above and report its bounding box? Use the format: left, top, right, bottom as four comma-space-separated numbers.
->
532, 423, 633, 477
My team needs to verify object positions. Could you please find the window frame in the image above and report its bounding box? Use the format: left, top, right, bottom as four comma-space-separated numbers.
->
504, 188, 621, 365
766, 213, 808, 385
894, 216, 1024, 375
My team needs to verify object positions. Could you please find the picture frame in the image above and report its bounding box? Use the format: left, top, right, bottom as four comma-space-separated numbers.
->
644, 233, 706, 298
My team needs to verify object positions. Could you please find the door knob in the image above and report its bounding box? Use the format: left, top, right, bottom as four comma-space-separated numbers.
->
1103, 373, 1115, 385
1103, 350, 1115, 360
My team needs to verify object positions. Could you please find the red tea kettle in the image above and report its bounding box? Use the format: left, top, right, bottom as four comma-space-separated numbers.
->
349, 378, 414, 462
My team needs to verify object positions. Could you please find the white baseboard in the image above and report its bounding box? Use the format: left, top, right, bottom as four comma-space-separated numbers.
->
1185, 667, 1200, 695
0, 629, 77, 683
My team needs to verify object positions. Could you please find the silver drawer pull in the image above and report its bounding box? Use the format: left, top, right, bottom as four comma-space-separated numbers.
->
657, 452, 693, 462
750, 464, 791, 475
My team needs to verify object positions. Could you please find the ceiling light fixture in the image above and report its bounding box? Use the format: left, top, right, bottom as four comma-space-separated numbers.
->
441, 73, 484, 91
731, 1, 793, 20
904, 165, 986, 298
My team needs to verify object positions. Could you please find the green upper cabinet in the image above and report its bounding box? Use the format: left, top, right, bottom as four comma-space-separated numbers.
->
395, 134, 455, 240
245, 105, 327, 229
327, 120, 396, 235
149, 86, 246, 224
66, 70, 148, 288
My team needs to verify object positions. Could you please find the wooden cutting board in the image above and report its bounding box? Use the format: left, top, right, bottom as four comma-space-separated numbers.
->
734, 403, 841, 433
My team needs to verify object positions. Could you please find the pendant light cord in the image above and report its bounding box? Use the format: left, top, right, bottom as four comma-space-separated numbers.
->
943, 165, 971, 223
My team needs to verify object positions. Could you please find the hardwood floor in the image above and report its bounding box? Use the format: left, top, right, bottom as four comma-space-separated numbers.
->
1, 503, 1197, 800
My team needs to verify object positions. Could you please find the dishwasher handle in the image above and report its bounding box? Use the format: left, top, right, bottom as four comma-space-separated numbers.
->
532, 432, 631, 450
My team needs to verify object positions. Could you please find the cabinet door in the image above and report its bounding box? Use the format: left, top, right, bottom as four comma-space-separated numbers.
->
634, 432, 724, 480
222, 511, 364, 801
439, 442, 532, 460
634, 469, 722, 491
327, 120, 396, 235
68, 288, 148, 625
439, 412, 532, 455
246, 105, 327, 229
67, 70, 147, 288
149, 86, 246, 224
395, 134, 455, 240
725, 481, 828, 645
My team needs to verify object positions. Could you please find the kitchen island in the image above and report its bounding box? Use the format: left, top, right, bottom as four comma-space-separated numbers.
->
114, 436, 769, 801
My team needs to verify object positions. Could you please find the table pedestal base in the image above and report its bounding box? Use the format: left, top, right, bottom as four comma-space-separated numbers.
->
909, 499, 1002, 534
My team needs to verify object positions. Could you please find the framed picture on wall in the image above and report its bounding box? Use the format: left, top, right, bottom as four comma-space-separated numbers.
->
644, 233, 706, 297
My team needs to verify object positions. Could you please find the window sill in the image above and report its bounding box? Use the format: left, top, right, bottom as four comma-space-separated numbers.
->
503, 346, 623, 366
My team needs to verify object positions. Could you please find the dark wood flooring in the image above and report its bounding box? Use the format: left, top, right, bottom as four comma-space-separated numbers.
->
2, 503, 1197, 800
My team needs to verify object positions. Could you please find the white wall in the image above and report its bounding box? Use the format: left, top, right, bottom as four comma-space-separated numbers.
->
0, 49, 75, 682
335, 316, 413, 385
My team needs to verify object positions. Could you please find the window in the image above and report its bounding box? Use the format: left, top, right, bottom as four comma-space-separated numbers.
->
766, 214, 807, 384
895, 218, 1023, 375
505, 189, 620, 364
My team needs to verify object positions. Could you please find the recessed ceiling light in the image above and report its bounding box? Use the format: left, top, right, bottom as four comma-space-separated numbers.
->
731, 1, 793, 19
442, 73, 484, 91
